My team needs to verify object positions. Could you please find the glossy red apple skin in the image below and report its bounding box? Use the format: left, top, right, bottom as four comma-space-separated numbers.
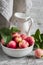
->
25, 36, 35, 46
7, 40, 16, 49
34, 48, 43, 58
12, 32, 20, 38
14, 36, 22, 43
19, 40, 29, 48
20, 34, 27, 40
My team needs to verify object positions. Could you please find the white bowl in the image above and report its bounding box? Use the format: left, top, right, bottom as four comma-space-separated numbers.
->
1, 44, 34, 57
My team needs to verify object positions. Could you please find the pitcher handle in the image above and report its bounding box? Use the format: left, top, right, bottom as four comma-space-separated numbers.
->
26, 17, 33, 35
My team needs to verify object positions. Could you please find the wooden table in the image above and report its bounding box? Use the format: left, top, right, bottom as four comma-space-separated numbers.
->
0, 46, 43, 65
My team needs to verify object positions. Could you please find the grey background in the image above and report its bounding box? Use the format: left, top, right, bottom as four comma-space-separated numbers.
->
0, 0, 43, 34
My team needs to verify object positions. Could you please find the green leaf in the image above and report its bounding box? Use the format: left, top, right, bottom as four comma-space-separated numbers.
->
40, 42, 43, 49
35, 43, 40, 48
1, 34, 12, 45
31, 29, 43, 49
0, 28, 11, 35
6, 35, 12, 44
1, 34, 7, 43
35, 29, 42, 42
10, 27, 20, 33
35, 29, 40, 39
41, 34, 43, 40
0, 34, 2, 40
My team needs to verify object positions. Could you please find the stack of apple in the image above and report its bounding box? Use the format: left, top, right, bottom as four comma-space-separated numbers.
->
1, 32, 35, 49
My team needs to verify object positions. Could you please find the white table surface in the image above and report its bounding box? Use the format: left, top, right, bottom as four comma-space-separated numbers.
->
0, 45, 43, 65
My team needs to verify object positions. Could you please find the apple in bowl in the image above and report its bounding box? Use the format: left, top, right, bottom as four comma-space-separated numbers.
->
1, 32, 35, 57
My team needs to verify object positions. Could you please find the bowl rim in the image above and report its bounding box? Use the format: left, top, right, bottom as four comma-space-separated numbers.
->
1, 44, 34, 51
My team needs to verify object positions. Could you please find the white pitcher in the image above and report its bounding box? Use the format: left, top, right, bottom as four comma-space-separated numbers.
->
14, 12, 33, 35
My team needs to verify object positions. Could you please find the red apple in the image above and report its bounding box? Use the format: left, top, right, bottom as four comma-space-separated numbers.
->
34, 48, 43, 58
14, 36, 22, 43
1, 39, 5, 45
25, 36, 35, 46
19, 40, 29, 48
7, 40, 16, 49
20, 34, 27, 40
12, 32, 20, 38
